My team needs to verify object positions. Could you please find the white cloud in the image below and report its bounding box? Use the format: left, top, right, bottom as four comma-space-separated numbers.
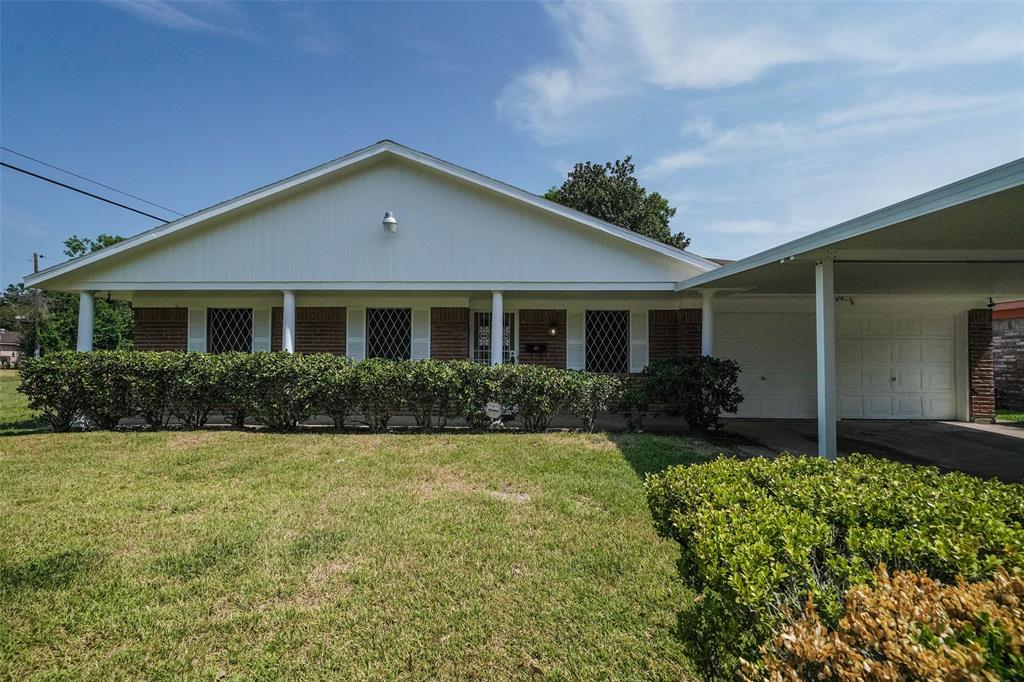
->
498, 3, 1024, 140
643, 91, 1016, 176
287, 8, 342, 56
102, 1, 258, 40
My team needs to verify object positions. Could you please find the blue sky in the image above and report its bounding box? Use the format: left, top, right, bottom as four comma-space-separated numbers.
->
2, 1, 1021, 287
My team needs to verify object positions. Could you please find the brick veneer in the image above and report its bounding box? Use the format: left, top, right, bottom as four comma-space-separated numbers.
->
271, 307, 346, 354
430, 307, 469, 360
518, 309, 566, 368
133, 308, 187, 351
994, 317, 1024, 411
649, 309, 702, 360
968, 308, 995, 423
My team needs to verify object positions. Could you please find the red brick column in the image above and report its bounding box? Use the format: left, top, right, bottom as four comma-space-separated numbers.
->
133, 308, 187, 351
649, 309, 702, 360
430, 307, 469, 360
271, 307, 346, 354
968, 308, 995, 423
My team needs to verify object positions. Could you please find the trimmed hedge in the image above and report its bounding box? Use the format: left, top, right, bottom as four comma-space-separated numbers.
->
18, 351, 742, 433
646, 455, 1024, 679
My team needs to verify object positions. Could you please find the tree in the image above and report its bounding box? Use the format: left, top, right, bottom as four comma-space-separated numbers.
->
544, 157, 689, 249
7, 234, 133, 355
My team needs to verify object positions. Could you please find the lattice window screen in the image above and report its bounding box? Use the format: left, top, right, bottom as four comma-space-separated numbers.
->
585, 310, 630, 373
207, 308, 253, 354
366, 308, 412, 360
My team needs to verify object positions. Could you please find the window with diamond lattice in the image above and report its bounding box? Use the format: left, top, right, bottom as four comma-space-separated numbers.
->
366, 308, 412, 360
207, 308, 253, 353
585, 310, 629, 373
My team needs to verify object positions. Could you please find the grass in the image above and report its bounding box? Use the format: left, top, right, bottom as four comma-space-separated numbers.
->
996, 409, 1024, 424
0, 371, 725, 680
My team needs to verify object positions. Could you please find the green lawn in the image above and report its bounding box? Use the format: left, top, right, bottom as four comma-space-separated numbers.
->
0, 371, 721, 680
997, 409, 1024, 424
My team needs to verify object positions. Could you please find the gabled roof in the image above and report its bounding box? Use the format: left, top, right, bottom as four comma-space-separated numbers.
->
25, 140, 718, 287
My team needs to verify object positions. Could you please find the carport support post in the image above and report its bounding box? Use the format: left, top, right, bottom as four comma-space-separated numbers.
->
815, 260, 838, 459
701, 290, 716, 356
76, 291, 94, 352
282, 290, 296, 353
490, 291, 504, 365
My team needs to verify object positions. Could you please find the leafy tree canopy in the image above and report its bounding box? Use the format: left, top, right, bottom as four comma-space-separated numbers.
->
1, 234, 132, 357
543, 157, 689, 250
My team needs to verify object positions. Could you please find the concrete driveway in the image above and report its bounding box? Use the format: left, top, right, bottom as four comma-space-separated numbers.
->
722, 419, 1024, 483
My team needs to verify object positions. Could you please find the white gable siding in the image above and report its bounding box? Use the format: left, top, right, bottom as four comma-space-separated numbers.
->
61, 159, 699, 288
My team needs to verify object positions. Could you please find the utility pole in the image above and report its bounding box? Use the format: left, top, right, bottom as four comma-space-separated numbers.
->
33, 252, 42, 273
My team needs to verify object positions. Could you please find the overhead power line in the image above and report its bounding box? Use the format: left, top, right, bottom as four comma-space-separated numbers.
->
1, 161, 171, 223
1, 145, 184, 216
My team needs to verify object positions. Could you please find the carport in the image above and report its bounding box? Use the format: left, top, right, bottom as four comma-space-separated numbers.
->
678, 158, 1024, 459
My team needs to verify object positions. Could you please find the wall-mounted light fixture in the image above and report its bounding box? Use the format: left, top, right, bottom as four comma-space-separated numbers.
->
382, 211, 398, 234
987, 297, 996, 309
548, 321, 559, 337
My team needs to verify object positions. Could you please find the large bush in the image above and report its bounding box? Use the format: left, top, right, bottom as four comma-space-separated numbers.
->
643, 356, 742, 430
17, 350, 745, 434
646, 455, 1024, 678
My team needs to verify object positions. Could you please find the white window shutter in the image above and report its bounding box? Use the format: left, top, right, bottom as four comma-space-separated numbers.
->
187, 307, 206, 352
252, 307, 271, 352
347, 307, 366, 360
411, 308, 430, 360
566, 311, 585, 370
629, 310, 649, 373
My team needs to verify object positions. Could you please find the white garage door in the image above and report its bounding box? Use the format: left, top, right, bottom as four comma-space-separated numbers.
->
838, 313, 956, 419
716, 313, 818, 418
715, 311, 956, 420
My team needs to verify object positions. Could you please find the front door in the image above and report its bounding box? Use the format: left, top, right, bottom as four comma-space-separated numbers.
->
472, 311, 515, 364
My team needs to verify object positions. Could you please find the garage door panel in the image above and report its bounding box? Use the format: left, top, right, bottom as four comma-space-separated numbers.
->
923, 340, 953, 362
717, 310, 955, 421
896, 368, 923, 391
864, 317, 893, 337
893, 342, 922, 363
895, 395, 925, 418
863, 341, 893, 363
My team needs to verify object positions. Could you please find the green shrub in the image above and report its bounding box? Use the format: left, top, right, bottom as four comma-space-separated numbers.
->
166, 352, 226, 429
491, 363, 568, 432
565, 371, 621, 432
17, 352, 82, 431
302, 354, 354, 431
76, 351, 134, 429
129, 352, 187, 428
643, 356, 742, 431
352, 358, 408, 431
17, 350, 745, 434
646, 455, 1024, 679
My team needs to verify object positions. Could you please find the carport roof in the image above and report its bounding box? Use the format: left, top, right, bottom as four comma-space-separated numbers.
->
677, 157, 1024, 296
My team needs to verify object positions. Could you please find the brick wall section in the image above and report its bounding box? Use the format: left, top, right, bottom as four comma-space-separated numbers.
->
518, 309, 566, 368
133, 308, 187, 351
430, 307, 469, 360
271, 307, 346, 354
968, 309, 995, 423
994, 317, 1024, 411
649, 309, 702, 360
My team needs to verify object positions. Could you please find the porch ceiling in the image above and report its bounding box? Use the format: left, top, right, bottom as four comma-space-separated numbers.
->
678, 164, 1024, 298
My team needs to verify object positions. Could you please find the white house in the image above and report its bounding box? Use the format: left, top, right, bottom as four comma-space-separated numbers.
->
24, 141, 1024, 457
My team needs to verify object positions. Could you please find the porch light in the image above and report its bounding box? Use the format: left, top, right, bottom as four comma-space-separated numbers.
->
548, 321, 559, 337
382, 211, 398, 233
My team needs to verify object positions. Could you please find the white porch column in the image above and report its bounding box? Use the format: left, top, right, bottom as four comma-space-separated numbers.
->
490, 291, 504, 365
815, 260, 838, 460
282, 290, 296, 353
701, 290, 716, 356
76, 291, 94, 352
